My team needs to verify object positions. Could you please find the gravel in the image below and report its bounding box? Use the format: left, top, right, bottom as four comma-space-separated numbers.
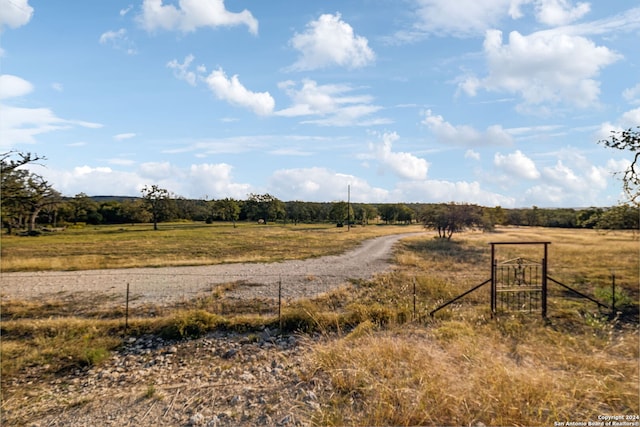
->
1, 232, 424, 427
0, 232, 423, 304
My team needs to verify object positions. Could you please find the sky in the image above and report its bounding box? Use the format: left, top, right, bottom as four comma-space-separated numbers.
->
1, 0, 639, 207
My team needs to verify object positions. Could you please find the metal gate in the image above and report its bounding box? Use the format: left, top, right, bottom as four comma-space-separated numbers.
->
490, 242, 549, 316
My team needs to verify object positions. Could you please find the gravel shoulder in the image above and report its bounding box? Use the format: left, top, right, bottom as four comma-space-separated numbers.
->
0, 232, 423, 305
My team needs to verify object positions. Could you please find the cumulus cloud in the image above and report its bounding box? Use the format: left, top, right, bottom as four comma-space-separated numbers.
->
494, 150, 541, 179
0, 74, 33, 99
167, 55, 199, 86
269, 167, 389, 202
188, 163, 251, 199
407, 0, 514, 38
204, 68, 275, 116
396, 0, 592, 41
465, 149, 481, 160
458, 29, 621, 109
422, 110, 513, 146
138, 0, 258, 35
533, 0, 590, 26
276, 79, 388, 126
596, 107, 640, 141
0, 0, 33, 30
396, 179, 516, 206
368, 132, 429, 180
288, 13, 375, 71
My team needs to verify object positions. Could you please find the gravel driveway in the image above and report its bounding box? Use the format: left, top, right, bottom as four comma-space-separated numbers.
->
1, 232, 423, 306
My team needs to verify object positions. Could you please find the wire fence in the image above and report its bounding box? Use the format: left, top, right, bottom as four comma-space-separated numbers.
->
2, 266, 636, 327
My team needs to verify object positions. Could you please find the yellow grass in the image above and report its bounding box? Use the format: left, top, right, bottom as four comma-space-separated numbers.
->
1, 226, 638, 426
0, 222, 420, 272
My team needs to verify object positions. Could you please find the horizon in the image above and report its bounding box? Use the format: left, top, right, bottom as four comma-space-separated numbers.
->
1, 1, 638, 208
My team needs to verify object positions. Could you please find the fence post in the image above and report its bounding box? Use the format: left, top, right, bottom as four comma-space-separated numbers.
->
125, 282, 130, 334
278, 277, 282, 331
413, 277, 416, 321
611, 271, 616, 318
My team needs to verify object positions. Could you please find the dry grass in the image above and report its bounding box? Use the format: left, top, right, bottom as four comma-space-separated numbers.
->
0, 222, 418, 272
302, 226, 639, 426
1, 226, 638, 426
309, 320, 638, 426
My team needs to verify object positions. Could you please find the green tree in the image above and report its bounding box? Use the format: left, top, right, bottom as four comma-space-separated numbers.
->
329, 201, 353, 226
420, 203, 483, 240
600, 126, 639, 205
1, 152, 60, 234
594, 204, 639, 229
245, 193, 285, 224
141, 185, 170, 230
121, 199, 152, 225
69, 192, 98, 225
213, 198, 240, 227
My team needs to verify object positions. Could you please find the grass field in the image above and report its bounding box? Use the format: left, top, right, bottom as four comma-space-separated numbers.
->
0, 222, 418, 272
1, 224, 638, 426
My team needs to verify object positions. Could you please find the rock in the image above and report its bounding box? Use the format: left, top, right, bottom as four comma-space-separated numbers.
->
189, 412, 205, 426
222, 348, 237, 359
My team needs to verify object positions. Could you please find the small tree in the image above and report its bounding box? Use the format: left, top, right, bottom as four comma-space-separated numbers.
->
600, 126, 639, 205
213, 198, 240, 227
245, 193, 285, 224
329, 201, 353, 226
141, 185, 170, 230
420, 203, 483, 240
69, 192, 98, 225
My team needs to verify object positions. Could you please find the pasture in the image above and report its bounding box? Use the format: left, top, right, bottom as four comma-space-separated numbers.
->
0, 223, 638, 426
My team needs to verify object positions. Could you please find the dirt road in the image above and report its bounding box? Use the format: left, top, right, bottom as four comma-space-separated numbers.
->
0, 232, 423, 305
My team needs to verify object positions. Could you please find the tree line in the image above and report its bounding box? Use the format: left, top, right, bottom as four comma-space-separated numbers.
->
2, 151, 638, 236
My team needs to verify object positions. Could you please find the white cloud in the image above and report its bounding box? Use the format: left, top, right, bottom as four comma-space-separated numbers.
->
542, 159, 582, 191
114, 133, 136, 141
0, 0, 33, 29
533, 0, 590, 26
276, 79, 388, 126
400, 0, 592, 41
368, 132, 429, 180
422, 110, 513, 146
596, 107, 640, 141
188, 163, 251, 199
623, 83, 640, 104
204, 68, 275, 116
269, 167, 389, 202
167, 55, 199, 86
407, 0, 513, 38
459, 29, 621, 109
396, 179, 516, 206
120, 5, 133, 16
138, 0, 258, 35
51, 82, 64, 92
99, 28, 137, 55
0, 103, 102, 147
0, 74, 34, 99
36, 162, 253, 198
494, 150, 541, 179
289, 13, 375, 71
465, 149, 481, 160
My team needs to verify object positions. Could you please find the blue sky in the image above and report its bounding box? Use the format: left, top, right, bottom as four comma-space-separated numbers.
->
1, 0, 639, 207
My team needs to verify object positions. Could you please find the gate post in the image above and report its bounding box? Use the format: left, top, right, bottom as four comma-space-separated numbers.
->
490, 243, 496, 315
541, 243, 548, 318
